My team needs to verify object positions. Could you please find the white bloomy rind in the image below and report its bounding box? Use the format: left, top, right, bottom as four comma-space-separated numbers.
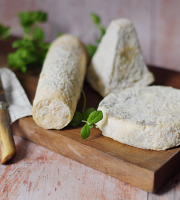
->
96, 86, 180, 150
33, 35, 87, 129
87, 18, 154, 97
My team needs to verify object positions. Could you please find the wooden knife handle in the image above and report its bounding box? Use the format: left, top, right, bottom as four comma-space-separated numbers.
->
0, 103, 16, 164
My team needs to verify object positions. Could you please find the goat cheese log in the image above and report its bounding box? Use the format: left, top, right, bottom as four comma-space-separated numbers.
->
33, 35, 87, 129
96, 86, 180, 150
87, 19, 154, 97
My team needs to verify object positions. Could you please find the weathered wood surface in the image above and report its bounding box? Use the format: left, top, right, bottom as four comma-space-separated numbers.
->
0, 134, 179, 200
6, 61, 179, 193
0, 47, 180, 199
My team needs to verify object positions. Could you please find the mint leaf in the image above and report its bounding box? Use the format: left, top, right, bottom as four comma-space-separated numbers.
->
70, 112, 82, 127
91, 13, 100, 25
87, 110, 103, 124
81, 124, 91, 139
82, 107, 96, 121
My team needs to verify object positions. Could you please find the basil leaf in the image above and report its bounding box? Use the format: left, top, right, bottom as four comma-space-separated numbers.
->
87, 110, 103, 124
81, 124, 91, 139
70, 111, 82, 127
91, 13, 100, 25
88, 124, 93, 128
82, 107, 96, 121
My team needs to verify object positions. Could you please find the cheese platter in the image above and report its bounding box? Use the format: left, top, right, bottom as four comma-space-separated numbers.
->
0, 14, 180, 192
9, 65, 180, 193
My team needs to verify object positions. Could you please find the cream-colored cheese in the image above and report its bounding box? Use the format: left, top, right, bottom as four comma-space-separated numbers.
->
96, 86, 180, 150
33, 35, 87, 129
87, 18, 154, 97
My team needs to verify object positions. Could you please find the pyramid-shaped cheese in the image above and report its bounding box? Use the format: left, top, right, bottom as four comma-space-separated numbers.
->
87, 19, 154, 97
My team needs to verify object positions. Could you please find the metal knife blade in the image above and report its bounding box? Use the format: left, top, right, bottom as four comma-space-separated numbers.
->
0, 75, 16, 164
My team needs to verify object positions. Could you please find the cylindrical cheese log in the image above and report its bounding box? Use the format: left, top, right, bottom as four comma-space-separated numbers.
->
33, 35, 87, 129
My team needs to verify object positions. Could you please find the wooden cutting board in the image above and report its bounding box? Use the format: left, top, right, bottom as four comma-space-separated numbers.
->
9, 66, 180, 193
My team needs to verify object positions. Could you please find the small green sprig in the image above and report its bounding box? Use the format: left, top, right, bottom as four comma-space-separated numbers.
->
86, 13, 106, 59
8, 11, 50, 73
70, 90, 103, 139
0, 23, 10, 39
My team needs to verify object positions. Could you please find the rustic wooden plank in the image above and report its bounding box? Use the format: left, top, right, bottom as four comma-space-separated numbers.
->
0, 39, 180, 194
148, 171, 180, 200
8, 66, 180, 192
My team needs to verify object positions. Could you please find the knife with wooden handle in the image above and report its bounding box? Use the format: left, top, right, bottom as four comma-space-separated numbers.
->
0, 76, 16, 164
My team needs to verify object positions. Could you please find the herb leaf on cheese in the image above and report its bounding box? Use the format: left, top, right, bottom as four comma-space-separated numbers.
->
86, 44, 97, 59
87, 110, 103, 124
81, 110, 103, 139
8, 11, 49, 73
82, 107, 96, 121
70, 91, 103, 139
81, 124, 91, 139
0, 23, 10, 39
70, 112, 82, 127
86, 13, 106, 59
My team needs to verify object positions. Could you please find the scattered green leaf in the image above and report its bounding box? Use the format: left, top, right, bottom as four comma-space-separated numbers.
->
19, 11, 47, 28
70, 112, 82, 127
86, 13, 106, 60
0, 23, 10, 39
91, 13, 100, 25
87, 110, 103, 124
82, 107, 96, 121
8, 11, 50, 73
33, 27, 44, 41
86, 44, 97, 59
70, 91, 103, 139
81, 124, 91, 139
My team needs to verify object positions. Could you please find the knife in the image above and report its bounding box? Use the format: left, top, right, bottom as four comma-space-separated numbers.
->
0, 76, 16, 164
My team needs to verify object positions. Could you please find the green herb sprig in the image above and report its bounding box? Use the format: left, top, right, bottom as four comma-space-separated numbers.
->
70, 90, 103, 139
8, 11, 50, 73
86, 13, 106, 59
0, 23, 10, 39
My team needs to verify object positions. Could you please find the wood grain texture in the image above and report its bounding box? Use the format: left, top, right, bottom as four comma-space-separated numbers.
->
8, 66, 180, 193
0, 40, 180, 199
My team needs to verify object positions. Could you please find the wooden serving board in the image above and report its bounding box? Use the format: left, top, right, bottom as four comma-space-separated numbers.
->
9, 66, 180, 193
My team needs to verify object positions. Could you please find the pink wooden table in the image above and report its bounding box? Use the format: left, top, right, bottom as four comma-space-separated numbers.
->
0, 135, 179, 200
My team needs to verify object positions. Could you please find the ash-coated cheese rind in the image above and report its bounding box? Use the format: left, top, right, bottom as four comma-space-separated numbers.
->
87, 19, 154, 97
33, 35, 87, 129
96, 86, 180, 150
